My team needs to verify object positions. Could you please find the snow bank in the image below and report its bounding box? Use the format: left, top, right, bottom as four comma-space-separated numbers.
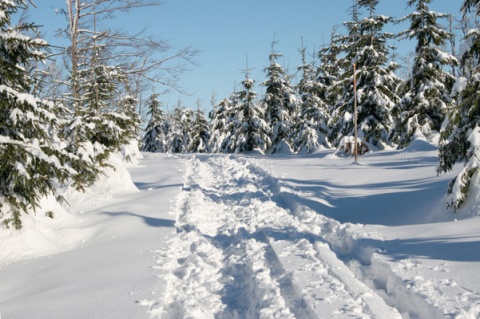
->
0, 152, 139, 264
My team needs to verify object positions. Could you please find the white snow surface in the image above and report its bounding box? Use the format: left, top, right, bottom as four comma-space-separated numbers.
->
1, 144, 480, 319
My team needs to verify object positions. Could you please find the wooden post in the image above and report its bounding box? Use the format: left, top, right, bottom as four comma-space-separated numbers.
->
353, 63, 358, 162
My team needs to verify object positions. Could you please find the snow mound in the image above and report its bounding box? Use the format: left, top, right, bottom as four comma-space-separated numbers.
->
454, 172, 480, 219
270, 139, 294, 155
403, 134, 437, 152
87, 153, 138, 196
0, 196, 93, 264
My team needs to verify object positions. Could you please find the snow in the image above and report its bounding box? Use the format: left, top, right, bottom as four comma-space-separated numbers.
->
1, 145, 480, 319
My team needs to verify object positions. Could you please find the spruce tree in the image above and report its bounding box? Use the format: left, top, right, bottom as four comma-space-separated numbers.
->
142, 93, 165, 152
330, 0, 403, 149
390, 0, 457, 148
209, 98, 234, 153
292, 43, 330, 153
261, 42, 296, 153
317, 27, 343, 108
188, 101, 210, 153
231, 72, 270, 153
437, 1, 480, 210
0, 1, 83, 229
165, 102, 192, 153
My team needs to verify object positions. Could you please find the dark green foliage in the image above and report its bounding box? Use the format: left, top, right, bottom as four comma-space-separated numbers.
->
142, 93, 166, 152
390, 0, 457, 148
330, 0, 402, 148
0, 1, 85, 229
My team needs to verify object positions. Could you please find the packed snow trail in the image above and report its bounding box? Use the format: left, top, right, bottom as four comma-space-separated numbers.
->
150, 155, 402, 319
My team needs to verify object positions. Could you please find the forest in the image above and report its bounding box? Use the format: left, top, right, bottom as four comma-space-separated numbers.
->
1, 0, 480, 229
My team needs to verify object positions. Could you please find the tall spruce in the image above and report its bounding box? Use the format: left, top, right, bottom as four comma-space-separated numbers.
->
437, 1, 480, 210
230, 71, 270, 153
330, 0, 403, 149
261, 41, 296, 153
0, 0, 84, 229
390, 0, 457, 148
292, 42, 330, 153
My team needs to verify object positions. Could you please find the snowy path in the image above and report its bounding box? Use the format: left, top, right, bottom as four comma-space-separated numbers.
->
2, 149, 480, 319
150, 155, 402, 319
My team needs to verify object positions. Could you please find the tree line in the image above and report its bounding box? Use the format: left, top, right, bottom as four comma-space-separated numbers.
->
1, 0, 479, 230
142, 0, 480, 212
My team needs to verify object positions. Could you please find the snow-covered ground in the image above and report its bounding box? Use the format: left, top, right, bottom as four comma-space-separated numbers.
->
1, 140, 480, 319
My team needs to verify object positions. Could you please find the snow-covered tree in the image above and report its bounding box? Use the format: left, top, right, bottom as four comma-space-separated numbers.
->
164, 102, 193, 153
390, 0, 457, 148
209, 98, 233, 153
261, 43, 296, 153
437, 1, 480, 210
317, 27, 343, 108
330, 0, 403, 149
229, 72, 270, 153
142, 93, 165, 152
292, 43, 330, 153
0, 1, 84, 229
188, 102, 210, 153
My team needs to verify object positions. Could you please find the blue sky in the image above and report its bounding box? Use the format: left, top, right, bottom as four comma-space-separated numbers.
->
28, 0, 461, 112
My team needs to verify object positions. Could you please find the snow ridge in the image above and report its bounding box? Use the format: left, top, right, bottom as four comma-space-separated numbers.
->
152, 155, 405, 318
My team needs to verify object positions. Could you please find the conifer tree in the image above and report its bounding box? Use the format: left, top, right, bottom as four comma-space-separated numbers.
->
390, 0, 457, 148
188, 100, 210, 153
330, 0, 403, 149
261, 42, 296, 153
0, 1, 84, 229
317, 27, 343, 108
209, 98, 234, 153
142, 93, 165, 152
437, 1, 480, 210
164, 101, 193, 153
292, 43, 330, 153
230, 71, 270, 153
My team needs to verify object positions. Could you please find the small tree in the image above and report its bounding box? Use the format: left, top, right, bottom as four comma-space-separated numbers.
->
142, 93, 165, 152
188, 101, 210, 153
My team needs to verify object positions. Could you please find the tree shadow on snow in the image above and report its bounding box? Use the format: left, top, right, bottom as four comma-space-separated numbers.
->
101, 211, 175, 228
277, 177, 451, 227
356, 236, 480, 262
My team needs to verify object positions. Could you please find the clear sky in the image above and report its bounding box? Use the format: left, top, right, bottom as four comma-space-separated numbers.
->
27, 0, 461, 113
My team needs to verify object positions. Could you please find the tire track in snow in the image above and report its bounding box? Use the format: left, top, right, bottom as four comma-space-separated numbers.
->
155, 155, 401, 318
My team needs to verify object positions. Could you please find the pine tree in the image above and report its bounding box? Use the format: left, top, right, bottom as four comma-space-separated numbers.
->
330, 0, 403, 149
0, 1, 84, 229
62, 16, 136, 169
437, 1, 480, 210
292, 43, 330, 154
317, 27, 343, 108
142, 93, 165, 152
261, 42, 296, 153
390, 0, 457, 148
188, 100, 210, 153
118, 94, 141, 162
165, 102, 192, 153
209, 98, 233, 153
230, 72, 270, 153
